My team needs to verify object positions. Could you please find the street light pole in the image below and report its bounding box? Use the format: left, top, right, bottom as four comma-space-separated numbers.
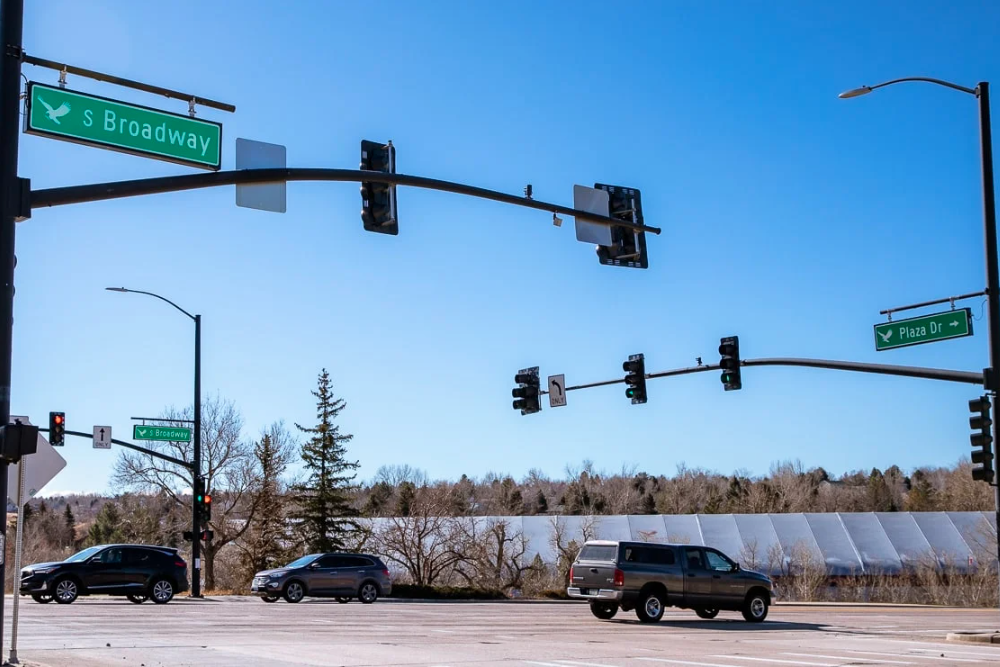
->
840, 77, 1000, 607
106, 287, 203, 598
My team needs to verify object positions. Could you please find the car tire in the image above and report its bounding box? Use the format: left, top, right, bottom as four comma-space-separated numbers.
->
358, 582, 379, 604
261, 595, 279, 603
589, 601, 618, 620
635, 589, 666, 623
336, 597, 351, 604
742, 592, 769, 622
53, 578, 79, 604
284, 581, 305, 603
31, 593, 53, 604
695, 608, 719, 619
150, 579, 174, 604
127, 594, 148, 604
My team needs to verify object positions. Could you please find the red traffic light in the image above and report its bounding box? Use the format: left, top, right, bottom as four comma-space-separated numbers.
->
53, 414, 63, 425
204, 494, 212, 504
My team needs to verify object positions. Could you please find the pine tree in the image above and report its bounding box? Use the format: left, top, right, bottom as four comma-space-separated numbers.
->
292, 369, 360, 552
63, 504, 76, 547
241, 433, 291, 573
85, 501, 125, 547
904, 470, 937, 511
21, 502, 33, 526
533, 489, 548, 515
867, 468, 896, 512
396, 481, 416, 517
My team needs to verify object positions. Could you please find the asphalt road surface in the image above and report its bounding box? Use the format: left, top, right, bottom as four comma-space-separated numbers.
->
3, 597, 998, 667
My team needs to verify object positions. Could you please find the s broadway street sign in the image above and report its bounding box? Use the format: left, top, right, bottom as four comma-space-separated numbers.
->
133, 425, 192, 442
874, 308, 973, 351
25, 82, 222, 170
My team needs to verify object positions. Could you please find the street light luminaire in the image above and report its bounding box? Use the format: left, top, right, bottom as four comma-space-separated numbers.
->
105, 287, 128, 292
838, 86, 873, 99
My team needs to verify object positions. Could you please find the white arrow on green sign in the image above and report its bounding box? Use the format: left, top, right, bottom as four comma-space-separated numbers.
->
24, 82, 222, 170
874, 308, 973, 351
133, 425, 192, 442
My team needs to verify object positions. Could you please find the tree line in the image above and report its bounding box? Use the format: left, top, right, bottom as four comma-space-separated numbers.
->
5, 367, 995, 595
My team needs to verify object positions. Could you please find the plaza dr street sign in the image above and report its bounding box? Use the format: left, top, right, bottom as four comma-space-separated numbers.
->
24, 82, 222, 170
133, 425, 191, 442
874, 308, 973, 351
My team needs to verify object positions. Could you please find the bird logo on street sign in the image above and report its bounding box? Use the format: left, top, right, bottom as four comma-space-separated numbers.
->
37, 96, 71, 125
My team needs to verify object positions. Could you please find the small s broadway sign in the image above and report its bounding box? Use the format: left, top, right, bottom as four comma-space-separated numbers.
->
25, 81, 222, 170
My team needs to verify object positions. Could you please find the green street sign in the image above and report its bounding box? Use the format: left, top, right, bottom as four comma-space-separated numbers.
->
133, 425, 192, 442
25, 82, 222, 170
874, 308, 973, 351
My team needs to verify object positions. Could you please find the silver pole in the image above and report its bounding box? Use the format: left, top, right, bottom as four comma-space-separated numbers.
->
9, 458, 27, 664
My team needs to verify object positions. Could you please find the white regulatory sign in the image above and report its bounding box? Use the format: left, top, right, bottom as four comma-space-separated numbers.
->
93, 425, 112, 449
548, 374, 567, 408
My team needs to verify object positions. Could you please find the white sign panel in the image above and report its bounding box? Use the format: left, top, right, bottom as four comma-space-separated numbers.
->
573, 184, 612, 245
548, 374, 567, 408
93, 425, 112, 449
236, 137, 287, 213
7, 416, 67, 504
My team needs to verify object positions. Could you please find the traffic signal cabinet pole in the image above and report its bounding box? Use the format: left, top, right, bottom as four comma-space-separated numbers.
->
0, 0, 25, 656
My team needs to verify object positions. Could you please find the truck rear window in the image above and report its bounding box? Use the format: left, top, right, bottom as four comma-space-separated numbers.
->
578, 545, 618, 561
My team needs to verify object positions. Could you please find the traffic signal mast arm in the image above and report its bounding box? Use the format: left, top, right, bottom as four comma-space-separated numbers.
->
37, 428, 193, 470
28, 169, 662, 236
543, 356, 984, 396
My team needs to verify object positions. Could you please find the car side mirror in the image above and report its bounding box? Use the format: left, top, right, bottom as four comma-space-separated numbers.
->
309, 562, 320, 569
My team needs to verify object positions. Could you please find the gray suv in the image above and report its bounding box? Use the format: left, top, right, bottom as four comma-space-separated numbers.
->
251, 553, 392, 604
568, 540, 774, 623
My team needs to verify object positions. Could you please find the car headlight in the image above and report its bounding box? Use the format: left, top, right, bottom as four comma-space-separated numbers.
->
32, 567, 56, 574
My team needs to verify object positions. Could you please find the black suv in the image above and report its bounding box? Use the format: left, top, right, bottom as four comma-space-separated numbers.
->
20, 544, 189, 605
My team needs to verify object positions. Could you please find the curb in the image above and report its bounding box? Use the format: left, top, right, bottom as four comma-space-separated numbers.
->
946, 632, 1000, 645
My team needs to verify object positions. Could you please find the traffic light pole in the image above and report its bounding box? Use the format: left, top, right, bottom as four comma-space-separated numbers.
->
192, 313, 201, 598
0, 0, 24, 659
27, 169, 662, 236
557, 357, 985, 394
974, 81, 1000, 607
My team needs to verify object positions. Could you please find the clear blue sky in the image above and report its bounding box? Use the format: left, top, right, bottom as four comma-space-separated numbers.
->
13, 0, 1000, 496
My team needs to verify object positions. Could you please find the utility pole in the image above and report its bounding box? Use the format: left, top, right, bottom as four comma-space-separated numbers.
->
0, 0, 24, 655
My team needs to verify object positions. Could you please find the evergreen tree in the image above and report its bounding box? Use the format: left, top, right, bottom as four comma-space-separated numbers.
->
292, 369, 360, 552
85, 502, 125, 547
904, 470, 937, 511
533, 489, 548, 515
63, 504, 76, 547
241, 433, 291, 573
396, 481, 416, 517
640, 492, 657, 515
867, 468, 896, 512
21, 502, 33, 526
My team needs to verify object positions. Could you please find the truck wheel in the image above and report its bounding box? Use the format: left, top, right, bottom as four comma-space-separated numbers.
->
635, 589, 666, 623
742, 591, 769, 622
695, 608, 719, 619
589, 601, 618, 620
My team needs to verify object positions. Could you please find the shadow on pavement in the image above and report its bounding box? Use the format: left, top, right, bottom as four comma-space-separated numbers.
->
606, 618, 829, 631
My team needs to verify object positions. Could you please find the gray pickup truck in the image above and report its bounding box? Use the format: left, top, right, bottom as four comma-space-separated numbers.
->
567, 539, 774, 623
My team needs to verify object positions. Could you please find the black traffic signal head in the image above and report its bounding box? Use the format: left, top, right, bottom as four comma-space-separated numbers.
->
719, 336, 742, 391
360, 139, 398, 236
969, 395, 994, 483
623, 353, 647, 404
593, 183, 648, 269
49, 411, 65, 446
512, 367, 541, 415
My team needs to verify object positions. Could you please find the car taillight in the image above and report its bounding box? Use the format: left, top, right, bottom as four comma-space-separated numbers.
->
569, 566, 574, 583
175, 560, 187, 568
612, 568, 624, 587
382, 569, 390, 578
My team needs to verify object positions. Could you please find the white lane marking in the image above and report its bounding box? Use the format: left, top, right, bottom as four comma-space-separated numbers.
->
524, 663, 571, 667
430, 629, 457, 634
910, 648, 1000, 658
554, 661, 620, 667
784, 653, 914, 665
496, 635, 520, 640
636, 659, 756, 667
847, 650, 983, 663
712, 656, 837, 667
